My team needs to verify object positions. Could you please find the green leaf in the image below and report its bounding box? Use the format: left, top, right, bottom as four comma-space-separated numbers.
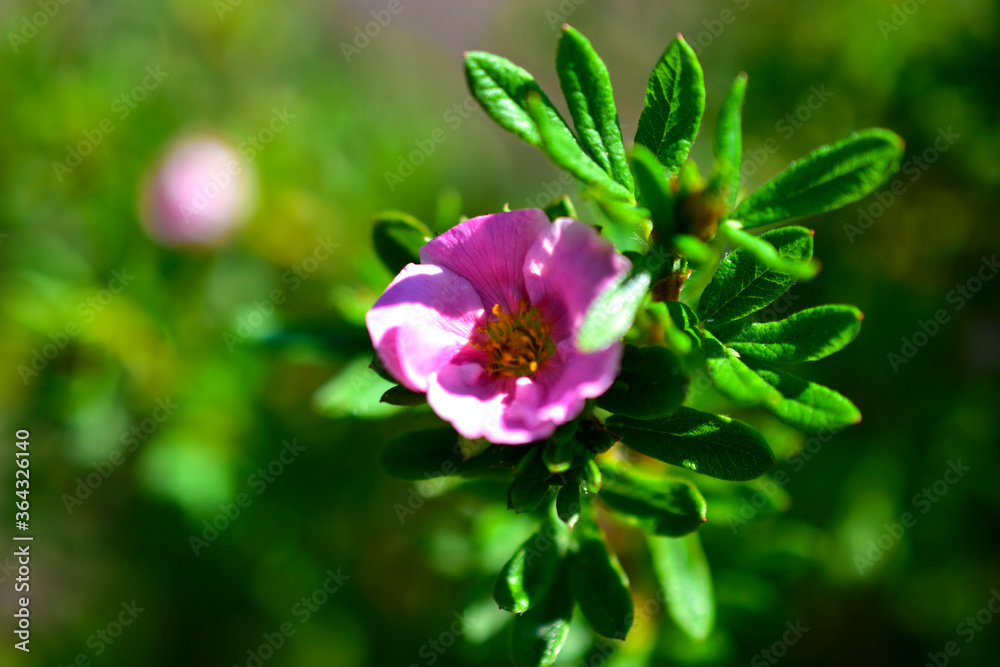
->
509, 448, 553, 513
524, 92, 632, 202
664, 301, 703, 353
697, 226, 814, 326
510, 561, 574, 667
634, 35, 705, 175
576, 270, 651, 353
570, 536, 633, 639
718, 223, 819, 280
556, 26, 634, 193
542, 439, 575, 474
313, 356, 401, 419
584, 186, 650, 229
380, 428, 526, 480
599, 466, 707, 537
710, 72, 748, 210
379, 384, 426, 406
368, 354, 397, 383
464, 51, 575, 148
597, 344, 686, 419
749, 364, 861, 432
555, 483, 581, 528
583, 458, 603, 492
716, 305, 863, 363
703, 332, 782, 408
672, 234, 717, 268
574, 421, 615, 455
543, 195, 577, 221
495, 524, 564, 613
372, 211, 433, 275
630, 144, 675, 238
608, 406, 775, 482
650, 533, 714, 640
732, 128, 905, 228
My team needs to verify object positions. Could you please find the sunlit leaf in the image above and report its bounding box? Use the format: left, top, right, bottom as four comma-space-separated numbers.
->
557, 26, 634, 193
650, 533, 714, 640
697, 226, 813, 326
714, 305, 863, 363
732, 129, 905, 228
709, 72, 748, 210
635, 35, 705, 175
608, 406, 774, 482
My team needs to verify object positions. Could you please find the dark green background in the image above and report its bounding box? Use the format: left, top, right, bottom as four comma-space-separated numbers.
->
1, 0, 998, 665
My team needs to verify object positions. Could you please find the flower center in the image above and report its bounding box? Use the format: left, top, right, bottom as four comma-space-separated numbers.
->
475, 299, 555, 378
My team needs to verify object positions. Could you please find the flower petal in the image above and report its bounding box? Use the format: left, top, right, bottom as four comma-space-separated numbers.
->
533, 342, 623, 424
523, 217, 631, 338
427, 364, 557, 444
420, 209, 550, 313
366, 264, 484, 392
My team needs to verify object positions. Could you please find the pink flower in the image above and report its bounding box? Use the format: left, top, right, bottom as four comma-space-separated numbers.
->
141, 136, 256, 247
366, 209, 631, 444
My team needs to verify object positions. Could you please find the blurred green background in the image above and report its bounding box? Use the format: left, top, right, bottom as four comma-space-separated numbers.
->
1, 0, 998, 665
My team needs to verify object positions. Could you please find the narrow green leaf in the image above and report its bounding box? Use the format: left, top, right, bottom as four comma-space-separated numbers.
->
710, 73, 748, 210
697, 226, 814, 326
570, 537, 633, 639
672, 234, 717, 268
703, 332, 782, 408
524, 92, 632, 201
555, 483, 582, 528
599, 466, 707, 536
650, 533, 714, 640
557, 26, 634, 193
583, 458, 603, 492
494, 524, 563, 613
608, 406, 775, 482
717, 304, 863, 362
543, 195, 577, 221
584, 186, 650, 228
509, 448, 553, 513
542, 439, 575, 474
718, 223, 819, 280
630, 144, 675, 238
597, 344, 686, 419
664, 301, 703, 352
576, 270, 651, 352
372, 211, 433, 275
750, 364, 861, 432
634, 35, 705, 175
464, 51, 575, 148
379, 384, 426, 406
510, 561, 574, 667
732, 128, 905, 228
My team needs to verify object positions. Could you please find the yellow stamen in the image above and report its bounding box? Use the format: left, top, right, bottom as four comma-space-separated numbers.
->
471, 299, 554, 378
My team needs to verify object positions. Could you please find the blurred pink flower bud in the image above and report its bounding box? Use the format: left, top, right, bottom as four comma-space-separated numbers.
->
141, 136, 256, 247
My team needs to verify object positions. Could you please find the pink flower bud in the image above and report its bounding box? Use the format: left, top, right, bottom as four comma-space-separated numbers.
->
141, 136, 255, 247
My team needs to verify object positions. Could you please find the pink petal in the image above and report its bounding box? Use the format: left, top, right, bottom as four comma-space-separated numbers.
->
366, 264, 484, 392
532, 342, 623, 424
523, 217, 631, 338
420, 209, 550, 313
427, 364, 557, 444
